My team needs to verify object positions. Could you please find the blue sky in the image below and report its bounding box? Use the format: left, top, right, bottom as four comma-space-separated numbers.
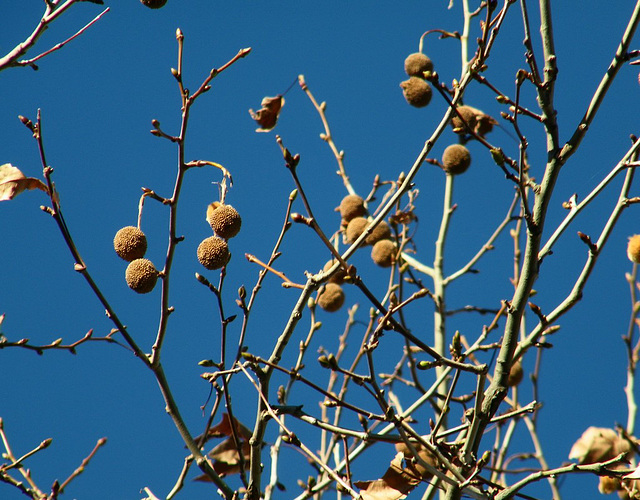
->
2, 1, 640, 499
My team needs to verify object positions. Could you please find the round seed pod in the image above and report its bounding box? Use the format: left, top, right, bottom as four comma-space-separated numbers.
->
451, 105, 478, 133
114, 226, 147, 262
140, 0, 167, 8
442, 144, 472, 175
323, 260, 347, 284
628, 235, 640, 263
317, 283, 345, 312
365, 220, 392, 246
507, 360, 524, 387
400, 77, 432, 108
207, 203, 242, 239
125, 258, 158, 294
404, 52, 434, 78
339, 194, 366, 222
197, 236, 230, 270
345, 217, 369, 244
371, 240, 397, 268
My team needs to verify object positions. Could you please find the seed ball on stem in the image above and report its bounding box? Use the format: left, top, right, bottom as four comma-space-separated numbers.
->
197, 236, 231, 270
207, 203, 242, 239
114, 226, 148, 262
400, 77, 432, 108
339, 194, 367, 222
451, 105, 478, 134
125, 258, 158, 294
404, 52, 434, 78
507, 360, 524, 387
371, 240, 397, 268
365, 220, 392, 246
345, 217, 369, 244
442, 144, 472, 175
323, 260, 347, 284
317, 283, 345, 312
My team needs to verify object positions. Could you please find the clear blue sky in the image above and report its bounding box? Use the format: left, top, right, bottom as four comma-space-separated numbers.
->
2, 1, 640, 499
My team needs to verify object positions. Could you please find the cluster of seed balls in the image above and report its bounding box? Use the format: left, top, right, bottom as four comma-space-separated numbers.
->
112, 203, 241, 294
113, 226, 158, 294
315, 194, 398, 313
197, 202, 242, 270
400, 52, 434, 108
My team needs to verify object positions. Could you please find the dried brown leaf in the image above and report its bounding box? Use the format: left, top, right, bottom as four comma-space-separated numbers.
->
0, 163, 48, 201
569, 427, 631, 464
193, 413, 252, 481
354, 453, 421, 500
248, 95, 284, 132
395, 442, 437, 479
625, 463, 640, 480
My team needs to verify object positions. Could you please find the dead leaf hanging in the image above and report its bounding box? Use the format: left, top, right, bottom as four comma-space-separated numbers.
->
568, 427, 631, 464
193, 413, 253, 481
354, 453, 422, 500
248, 95, 284, 132
0, 163, 48, 201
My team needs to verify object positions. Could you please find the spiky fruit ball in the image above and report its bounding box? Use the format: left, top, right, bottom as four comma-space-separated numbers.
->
345, 216, 369, 244
207, 203, 242, 239
451, 105, 478, 133
114, 226, 147, 262
317, 283, 345, 312
125, 258, 158, 294
197, 236, 230, 270
365, 220, 392, 246
371, 240, 397, 268
339, 194, 366, 222
628, 235, 640, 263
141, 0, 167, 8
400, 77, 432, 108
442, 144, 472, 175
323, 260, 347, 284
404, 52, 434, 78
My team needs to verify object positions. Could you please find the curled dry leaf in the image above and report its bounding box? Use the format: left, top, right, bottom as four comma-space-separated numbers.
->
354, 452, 422, 500
0, 163, 48, 201
248, 95, 284, 132
568, 427, 631, 464
194, 413, 253, 481
625, 463, 640, 480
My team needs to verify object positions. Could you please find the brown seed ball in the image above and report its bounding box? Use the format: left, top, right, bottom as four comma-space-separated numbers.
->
507, 360, 524, 387
365, 220, 392, 246
442, 144, 472, 175
371, 240, 397, 267
125, 258, 158, 294
114, 226, 147, 262
317, 283, 345, 312
628, 235, 640, 263
400, 77, 432, 108
404, 52, 434, 78
451, 105, 478, 133
207, 203, 242, 239
141, 0, 167, 8
197, 236, 230, 270
345, 217, 369, 244
323, 260, 347, 284
339, 194, 366, 222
